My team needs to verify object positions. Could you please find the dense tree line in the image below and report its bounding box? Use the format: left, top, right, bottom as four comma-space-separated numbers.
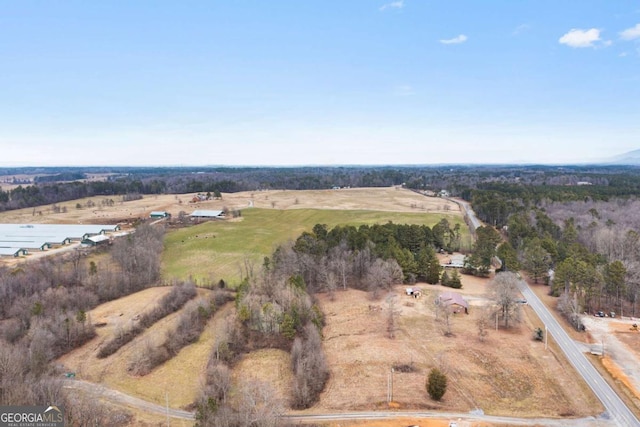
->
4, 164, 640, 214
468, 180, 640, 228
497, 198, 640, 324
286, 221, 457, 288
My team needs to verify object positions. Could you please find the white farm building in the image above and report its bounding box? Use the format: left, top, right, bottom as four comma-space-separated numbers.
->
189, 210, 225, 220
0, 223, 120, 257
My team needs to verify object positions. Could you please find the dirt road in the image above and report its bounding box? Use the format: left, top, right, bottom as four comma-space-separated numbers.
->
63, 379, 612, 426
62, 379, 195, 420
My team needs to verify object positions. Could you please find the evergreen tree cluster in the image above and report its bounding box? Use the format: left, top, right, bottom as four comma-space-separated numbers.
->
292, 222, 451, 285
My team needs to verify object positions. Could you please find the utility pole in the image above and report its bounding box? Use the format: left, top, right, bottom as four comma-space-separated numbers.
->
545, 325, 548, 350
387, 370, 390, 402
166, 392, 170, 427
390, 368, 394, 403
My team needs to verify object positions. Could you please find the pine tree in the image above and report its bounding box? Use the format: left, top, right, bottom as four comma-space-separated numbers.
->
440, 270, 450, 287
448, 270, 462, 289
427, 368, 447, 401
425, 247, 442, 284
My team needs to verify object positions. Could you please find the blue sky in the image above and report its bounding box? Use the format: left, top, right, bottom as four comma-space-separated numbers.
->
1, 1, 639, 166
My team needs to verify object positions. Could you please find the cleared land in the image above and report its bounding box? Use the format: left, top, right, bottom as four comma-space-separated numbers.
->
162, 207, 465, 284
0, 187, 464, 277
0, 187, 457, 225
307, 284, 601, 417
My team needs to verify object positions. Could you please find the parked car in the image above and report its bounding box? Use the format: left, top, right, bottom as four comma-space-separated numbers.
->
595, 311, 605, 317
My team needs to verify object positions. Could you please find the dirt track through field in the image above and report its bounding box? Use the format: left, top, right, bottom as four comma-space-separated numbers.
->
62, 379, 610, 426
62, 379, 195, 420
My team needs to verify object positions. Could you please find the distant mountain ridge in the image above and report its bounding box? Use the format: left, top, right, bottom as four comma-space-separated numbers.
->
606, 149, 640, 165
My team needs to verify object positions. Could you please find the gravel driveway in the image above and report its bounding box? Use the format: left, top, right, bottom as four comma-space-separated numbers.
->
582, 315, 640, 395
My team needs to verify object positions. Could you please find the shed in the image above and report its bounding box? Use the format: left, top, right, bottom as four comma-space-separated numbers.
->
81, 234, 111, 246
441, 254, 465, 268
405, 287, 423, 298
437, 291, 469, 314
190, 210, 225, 219
150, 211, 171, 219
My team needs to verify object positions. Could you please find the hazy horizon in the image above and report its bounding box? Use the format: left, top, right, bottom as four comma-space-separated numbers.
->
1, 1, 639, 167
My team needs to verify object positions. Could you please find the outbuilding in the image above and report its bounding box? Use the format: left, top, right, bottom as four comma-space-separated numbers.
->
81, 234, 111, 246
441, 254, 465, 268
189, 210, 225, 220
405, 287, 422, 298
150, 211, 171, 219
437, 291, 469, 314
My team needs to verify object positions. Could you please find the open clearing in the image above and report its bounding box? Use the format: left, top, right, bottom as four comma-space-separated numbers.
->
162, 207, 465, 284
0, 187, 465, 281
0, 187, 458, 225
308, 280, 601, 419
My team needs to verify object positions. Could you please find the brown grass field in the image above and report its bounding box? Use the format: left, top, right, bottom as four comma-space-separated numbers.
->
57, 274, 603, 426
308, 279, 601, 418
0, 187, 459, 225
57, 287, 227, 411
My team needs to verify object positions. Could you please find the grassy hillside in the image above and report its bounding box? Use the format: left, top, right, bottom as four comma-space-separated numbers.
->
162, 207, 466, 284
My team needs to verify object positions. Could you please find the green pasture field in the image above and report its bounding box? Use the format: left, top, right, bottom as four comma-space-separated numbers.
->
161, 208, 467, 284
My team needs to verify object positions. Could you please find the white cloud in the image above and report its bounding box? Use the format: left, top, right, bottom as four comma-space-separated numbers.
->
379, 1, 403, 11
620, 23, 640, 40
558, 28, 601, 48
619, 51, 628, 57
512, 24, 531, 36
439, 34, 468, 45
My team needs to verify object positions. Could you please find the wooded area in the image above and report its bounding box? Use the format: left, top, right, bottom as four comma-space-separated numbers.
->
0, 224, 165, 424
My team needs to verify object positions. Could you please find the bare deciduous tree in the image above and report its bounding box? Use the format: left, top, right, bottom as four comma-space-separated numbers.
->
435, 297, 453, 336
386, 293, 400, 339
291, 324, 329, 409
489, 272, 522, 329
475, 307, 490, 342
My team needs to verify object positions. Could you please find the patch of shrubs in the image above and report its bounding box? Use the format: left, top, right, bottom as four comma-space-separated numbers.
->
392, 362, 418, 373
128, 295, 217, 376
291, 324, 329, 409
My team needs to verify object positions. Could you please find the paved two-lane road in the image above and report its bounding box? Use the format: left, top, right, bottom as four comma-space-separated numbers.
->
454, 198, 482, 230
517, 280, 639, 426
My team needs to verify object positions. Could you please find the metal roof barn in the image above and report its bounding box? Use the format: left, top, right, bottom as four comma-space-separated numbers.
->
150, 211, 170, 218
0, 223, 120, 254
81, 234, 111, 246
189, 210, 224, 218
